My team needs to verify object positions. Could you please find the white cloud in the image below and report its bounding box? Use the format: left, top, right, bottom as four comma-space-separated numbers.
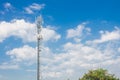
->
6, 45, 36, 64
90, 27, 120, 43
66, 22, 91, 42
42, 27, 61, 41
29, 3, 45, 10
5, 36, 120, 80
6, 44, 56, 65
35, 24, 119, 79
37, 42, 119, 79
24, 7, 33, 14
2, 21, 120, 79
24, 3, 45, 14
0, 19, 35, 42
63, 42, 111, 62
0, 19, 61, 43
39, 38, 120, 80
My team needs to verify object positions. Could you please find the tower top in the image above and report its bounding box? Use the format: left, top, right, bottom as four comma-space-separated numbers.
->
36, 15, 43, 29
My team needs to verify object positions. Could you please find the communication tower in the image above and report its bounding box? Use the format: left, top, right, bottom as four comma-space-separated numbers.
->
36, 15, 43, 80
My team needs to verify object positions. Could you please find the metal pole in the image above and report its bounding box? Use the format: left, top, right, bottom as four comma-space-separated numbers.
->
36, 16, 43, 80
37, 37, 40, 80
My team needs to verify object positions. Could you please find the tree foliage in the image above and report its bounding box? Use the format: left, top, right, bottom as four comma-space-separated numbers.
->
79, 68, 119, 80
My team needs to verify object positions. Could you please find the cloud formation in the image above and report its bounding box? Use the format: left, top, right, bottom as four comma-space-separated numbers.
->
0, 19, 61, 43
6, 45, 36, 64
24, 3, 45, 14
2, 22, 120, 80
67, 22, 91, 42
88, 27, 120, 44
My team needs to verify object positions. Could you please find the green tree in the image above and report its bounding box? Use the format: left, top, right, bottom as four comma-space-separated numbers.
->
79, 68, 119, 80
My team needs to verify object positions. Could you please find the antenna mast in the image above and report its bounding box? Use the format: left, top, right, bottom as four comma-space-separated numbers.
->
36, 16, 43, 80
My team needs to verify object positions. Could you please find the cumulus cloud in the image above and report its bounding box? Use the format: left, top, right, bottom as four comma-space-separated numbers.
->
6, 45, 36, 64
89, 27, 120, 44
42, 27, 61, 41
38, 25, 120, 79
63, 42, 114, 63
5, 44, 57, 65
24, 3, 45, 14
40, 42, 120, 80
0, 19, 61, 43
3, 21, 120, 80
0, 19, 35, 42
6, 40, 120, 79
66, 22, 91, 42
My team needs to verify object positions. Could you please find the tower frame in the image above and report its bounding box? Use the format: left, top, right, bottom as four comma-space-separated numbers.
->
36, 16, 43, 80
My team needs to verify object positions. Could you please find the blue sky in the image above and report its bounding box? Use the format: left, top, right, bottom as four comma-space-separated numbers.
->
0, 0, 120, 80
